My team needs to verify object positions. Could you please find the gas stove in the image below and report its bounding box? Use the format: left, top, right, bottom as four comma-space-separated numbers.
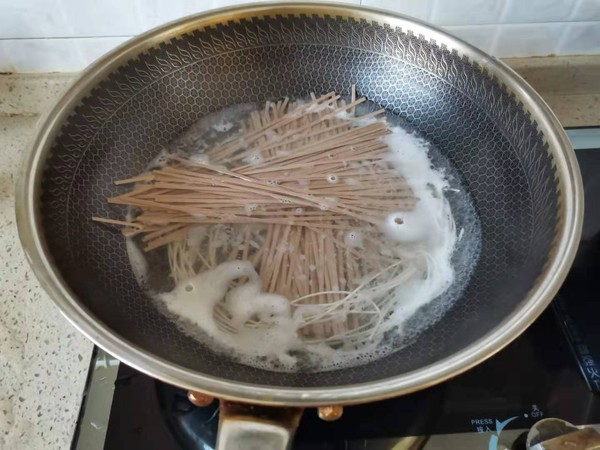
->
73, 128, 600, 450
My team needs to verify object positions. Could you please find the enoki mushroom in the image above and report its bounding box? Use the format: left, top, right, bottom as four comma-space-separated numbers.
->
94, 91, 438, 347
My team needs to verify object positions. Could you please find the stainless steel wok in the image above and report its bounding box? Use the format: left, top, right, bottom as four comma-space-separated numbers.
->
16, 3, 583, 449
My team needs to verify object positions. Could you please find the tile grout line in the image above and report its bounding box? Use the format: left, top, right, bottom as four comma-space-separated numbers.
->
0, 35, 134, 41
489, 0, 511, 56
1, 21, 598, 41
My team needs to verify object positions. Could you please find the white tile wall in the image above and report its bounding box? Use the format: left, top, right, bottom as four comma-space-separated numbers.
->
430, 0, 506, 25
0, 0, 70, 39
493, 23, 566, 57
0, 38, 84, 72
559, 21, 600, 54
571, 0, 600, 20
0, 41, 11, 71
61, 0, 144, 37
361, 0, 434, 22
503, 0, 574, 23
77, 36, 131, 66
444, 25, 497, 54
0, 0, 597, 72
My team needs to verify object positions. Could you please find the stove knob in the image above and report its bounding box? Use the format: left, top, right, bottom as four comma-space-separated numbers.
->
318, 405, 344, 421
187, 390, 215, 407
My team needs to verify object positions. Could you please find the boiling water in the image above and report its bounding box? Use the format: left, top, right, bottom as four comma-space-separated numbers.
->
126, 100, 481, 372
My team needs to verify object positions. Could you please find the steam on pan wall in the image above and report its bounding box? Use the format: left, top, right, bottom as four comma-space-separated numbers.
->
0, 0, 598, 72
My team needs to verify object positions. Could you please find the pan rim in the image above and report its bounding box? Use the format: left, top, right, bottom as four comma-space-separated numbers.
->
15, 2, 583, 406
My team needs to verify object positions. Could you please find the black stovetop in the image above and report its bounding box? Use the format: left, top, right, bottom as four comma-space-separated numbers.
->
84, 146, 600, 450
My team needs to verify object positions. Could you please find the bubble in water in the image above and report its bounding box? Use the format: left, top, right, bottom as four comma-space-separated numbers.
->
244, 204, 258, 215
327, 174, 339, 184
243, 152, 263, 165
344, 230, 364, 248
190, 154, 209, 164
383, 207, 433, 242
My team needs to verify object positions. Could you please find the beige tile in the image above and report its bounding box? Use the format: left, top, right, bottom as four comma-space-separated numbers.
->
0, 114, 93, 450
503, 55, 600, 127
0, 73, 77, 116
502, 55, 600, 95
543, 93, 600, 127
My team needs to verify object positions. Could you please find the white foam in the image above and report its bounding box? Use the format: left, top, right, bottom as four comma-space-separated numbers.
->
381, 128, 454, 246
375, 127, 457, 334
126, 238, 148, 286
189, 153, 210, 165
146, 148, 171, 170
161, 262, 257, 326
187, 226, 208, 249
336, 110, 378, 126
243, 152, 264, 165
160, 261, 301, 367
213, 121, 234, 132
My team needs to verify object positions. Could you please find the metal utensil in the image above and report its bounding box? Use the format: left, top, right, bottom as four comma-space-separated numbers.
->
528, 418, 600, 450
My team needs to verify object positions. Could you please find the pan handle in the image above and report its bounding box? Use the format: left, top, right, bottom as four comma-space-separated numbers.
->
217, 400, 304, 450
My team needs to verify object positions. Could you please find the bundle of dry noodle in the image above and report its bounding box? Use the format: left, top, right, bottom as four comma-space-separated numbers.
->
94, 91, 419, 344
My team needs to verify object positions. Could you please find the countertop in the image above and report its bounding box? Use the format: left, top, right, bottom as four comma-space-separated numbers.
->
0, 74, 92, 450
0, 55, 597, 450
